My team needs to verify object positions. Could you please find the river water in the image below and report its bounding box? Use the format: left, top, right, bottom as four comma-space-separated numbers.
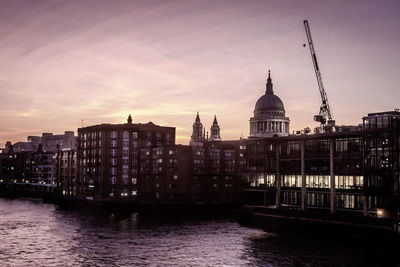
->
0, 198, 398, 266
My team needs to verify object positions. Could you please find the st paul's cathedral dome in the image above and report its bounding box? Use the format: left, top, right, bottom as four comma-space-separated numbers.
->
249, 71, 290, 138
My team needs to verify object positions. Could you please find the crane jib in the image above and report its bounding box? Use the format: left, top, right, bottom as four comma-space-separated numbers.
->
303, 19, 335, 129
313, 54, 319, 71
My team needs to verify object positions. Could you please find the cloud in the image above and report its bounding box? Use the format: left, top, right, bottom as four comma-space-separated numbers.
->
0, 0, 399, 147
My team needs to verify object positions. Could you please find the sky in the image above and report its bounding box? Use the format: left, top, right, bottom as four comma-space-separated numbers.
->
0, 0, 399, 146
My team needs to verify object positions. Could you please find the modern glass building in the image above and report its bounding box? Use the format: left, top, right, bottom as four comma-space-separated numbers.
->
243, 111, 400, 218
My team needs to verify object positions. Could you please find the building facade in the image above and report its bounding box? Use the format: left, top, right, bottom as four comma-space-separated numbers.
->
31, 144, 56, 184
244, 108, 400, 218
55, 148, 77, 197
72, 114, 246, 204
42, 131, 77, 152
189, 140, 246, 204
76, 116, 175, 201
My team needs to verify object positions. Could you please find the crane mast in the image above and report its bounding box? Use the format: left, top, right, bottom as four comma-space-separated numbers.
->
303, 20, 335, 130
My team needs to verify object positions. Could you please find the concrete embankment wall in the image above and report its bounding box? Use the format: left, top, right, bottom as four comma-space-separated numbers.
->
239, 206, 399, 239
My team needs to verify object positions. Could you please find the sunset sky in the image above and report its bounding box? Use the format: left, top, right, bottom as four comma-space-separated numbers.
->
1, 0, 399, 146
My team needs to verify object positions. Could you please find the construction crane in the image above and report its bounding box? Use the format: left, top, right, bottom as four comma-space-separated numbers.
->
303, 20, 335, 131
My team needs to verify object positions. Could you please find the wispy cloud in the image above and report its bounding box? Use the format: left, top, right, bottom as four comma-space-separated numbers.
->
0, 0, 399, 146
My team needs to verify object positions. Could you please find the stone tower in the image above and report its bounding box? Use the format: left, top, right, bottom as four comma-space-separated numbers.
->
190, 112, 205, 146
209, 115, 221, 141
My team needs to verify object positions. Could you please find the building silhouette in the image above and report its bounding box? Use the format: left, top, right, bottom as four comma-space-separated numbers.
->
249, 71, 290, 138
1, 70, 400, 221
209, 115, 221, 141
75, 115, 175, 201
190, 112, 206, 146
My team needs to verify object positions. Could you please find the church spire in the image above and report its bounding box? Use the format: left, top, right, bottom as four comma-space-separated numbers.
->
265, 70, 274, 95
210, 115, 221, 141
213, 115, 218, 125
195, 111, 200, 122
190, 112, 205, 146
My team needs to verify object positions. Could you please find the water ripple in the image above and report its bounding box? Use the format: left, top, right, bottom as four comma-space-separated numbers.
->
0, 198, 399, 266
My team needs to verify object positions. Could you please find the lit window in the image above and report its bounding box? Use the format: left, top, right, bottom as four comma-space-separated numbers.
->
111, 140, 117, 147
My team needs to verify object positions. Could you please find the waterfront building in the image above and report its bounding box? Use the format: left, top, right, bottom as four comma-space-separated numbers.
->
138, 144, 190, 202
31, 144, 56, 184
0, 145, 32, 183
187, 112, 245, 203
76, 115, 175, 201
244, 107, 400, 218
249, 71, 290, 138
73, 114, 245, 204
363, 111, 400, 217
0, 131, 77, 185
189, 140, 246, 203
55, 148, 77, 197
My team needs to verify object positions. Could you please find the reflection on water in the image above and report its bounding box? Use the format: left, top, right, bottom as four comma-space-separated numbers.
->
0, 198, 398, 266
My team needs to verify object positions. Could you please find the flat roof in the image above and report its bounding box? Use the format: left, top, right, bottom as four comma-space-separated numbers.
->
365, 111, 400, 117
